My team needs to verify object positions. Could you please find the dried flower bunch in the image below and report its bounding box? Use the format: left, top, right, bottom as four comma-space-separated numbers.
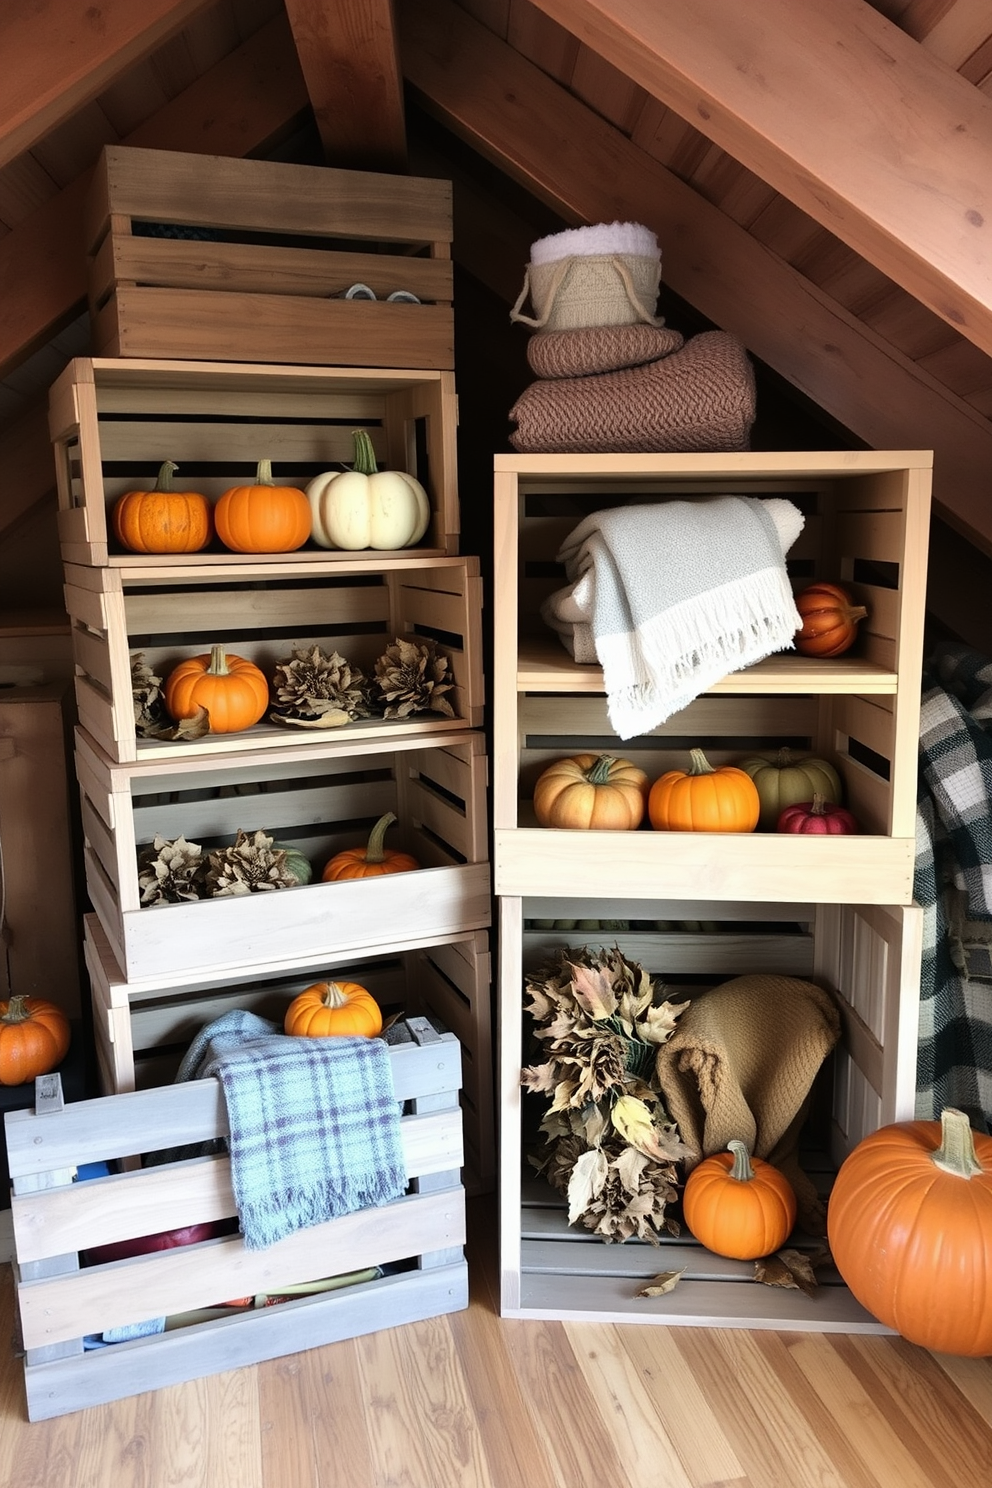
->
132, 652, 209, 741
269, 645, 371, 728
138, 834, 209, 905
372, 637, 455, 720
138, 829, 304, 906
522, 946, 693, 1243
206, 829, 300, 897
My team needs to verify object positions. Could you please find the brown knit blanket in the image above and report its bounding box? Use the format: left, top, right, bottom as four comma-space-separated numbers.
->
527, 323, 685, 379
510, 329, 756, 454
655, 973, 841, 1235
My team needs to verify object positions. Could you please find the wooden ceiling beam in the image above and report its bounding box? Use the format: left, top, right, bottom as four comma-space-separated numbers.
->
283, 0, 407, 171
524, 0, 992, 358
399, 0, 992, 558
0, 0, 216, 171
0, 13, 309, 380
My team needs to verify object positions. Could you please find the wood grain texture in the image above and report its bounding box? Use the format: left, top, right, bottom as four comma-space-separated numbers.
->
3, 1194, 992, 1484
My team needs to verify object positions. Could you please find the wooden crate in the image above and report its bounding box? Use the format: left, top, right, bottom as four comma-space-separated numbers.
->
5, 1025, 467, 1421
84, 145, 454, 370
49, 357, 460, 566
492, 451, 931, 906
75, 726, 491, 985
64, 553, 483, 764
83, 913, 495, 1196
498, 893, 922, 1330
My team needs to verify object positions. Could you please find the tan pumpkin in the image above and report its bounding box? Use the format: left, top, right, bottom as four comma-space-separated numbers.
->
284, 980, 383, 1038
532, 753, 648, 830
736, 747, 843, 831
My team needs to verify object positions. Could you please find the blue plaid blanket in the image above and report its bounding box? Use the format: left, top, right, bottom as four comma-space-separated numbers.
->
915, 643, 992, 1132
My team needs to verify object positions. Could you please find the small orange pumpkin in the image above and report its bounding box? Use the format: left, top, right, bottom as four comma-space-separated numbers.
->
648, 749, 760, 833
113, 460, 213, 554
214, 460, 311, 553
284, 980, 383, 1038
321, 812, 420, 881
532, 753, 648, 830
682, 1141, 797, 1260
163, 645, 269, 733
794, 581, 868, 658
0, 995, 71, 1086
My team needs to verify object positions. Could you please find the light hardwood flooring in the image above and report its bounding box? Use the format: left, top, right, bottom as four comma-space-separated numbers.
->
2, 1194, 992, 1488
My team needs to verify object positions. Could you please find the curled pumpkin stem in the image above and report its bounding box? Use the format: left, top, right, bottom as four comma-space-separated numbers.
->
931, 1107, 985, 1179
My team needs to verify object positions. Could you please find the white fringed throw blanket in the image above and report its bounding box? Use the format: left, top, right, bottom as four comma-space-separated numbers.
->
541, 496, 804, 738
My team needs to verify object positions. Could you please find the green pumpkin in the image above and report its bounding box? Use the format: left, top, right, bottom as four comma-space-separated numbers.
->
275, 843, 313, 886
736, 747, 843, 831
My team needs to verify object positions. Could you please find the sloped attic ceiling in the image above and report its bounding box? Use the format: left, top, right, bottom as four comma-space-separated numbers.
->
2, 0, 992, 616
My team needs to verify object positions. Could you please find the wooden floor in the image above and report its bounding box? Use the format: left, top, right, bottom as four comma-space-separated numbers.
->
2, 1194, 992, 1488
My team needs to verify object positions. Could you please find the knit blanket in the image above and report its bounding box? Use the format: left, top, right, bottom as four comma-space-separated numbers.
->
541, 496, 804, 738
915, 644, 992, 1133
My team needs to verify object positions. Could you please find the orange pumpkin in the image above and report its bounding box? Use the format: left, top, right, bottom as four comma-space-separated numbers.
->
683, 1141, 797, 1260
794, 581, 868, 658
214, 460, 311, 553
827, 1108, 992, 1355
163, 645, 269, 733
321, 812, 420, 881
648, 749, 760, 833
112, 460, 213, 554
284, 980, 383, 1038
0, 995, 71, 1086
532, 753, 648, 830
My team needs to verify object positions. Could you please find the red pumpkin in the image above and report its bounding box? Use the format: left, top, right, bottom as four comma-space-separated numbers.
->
794, 582, 868, 658
777, 793, 859, 835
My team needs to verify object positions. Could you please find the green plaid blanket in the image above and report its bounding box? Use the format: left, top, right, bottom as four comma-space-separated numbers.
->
915, 643, 992, 1132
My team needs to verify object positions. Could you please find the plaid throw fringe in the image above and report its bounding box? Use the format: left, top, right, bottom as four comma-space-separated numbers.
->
915, 643, 992, 1132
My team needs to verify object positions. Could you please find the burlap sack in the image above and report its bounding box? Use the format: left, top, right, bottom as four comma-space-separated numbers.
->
510, 253, 663, 331
527, 323, 684, 379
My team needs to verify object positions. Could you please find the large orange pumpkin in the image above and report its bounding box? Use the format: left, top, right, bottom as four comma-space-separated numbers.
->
214, 460, 311, 553
284, 980, 383, 1038
827, 1108, 992, 1355
683, 1141, 797, 1260
0, 995, 71, 1086
321, 812, 420, 881
163, 645, 269, 733
532, 753, 648, 830
648, 749, 760, 833
112, 460, 213, 554
794, 582, 868, 658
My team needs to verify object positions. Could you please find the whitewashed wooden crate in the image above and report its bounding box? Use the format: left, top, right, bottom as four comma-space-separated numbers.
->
498, 894, 922, 1330
83, 913, 495, 1196
75, 726, 491, 985
492, 451, 931, 907
49, 357, 460, 566
5, 1025, 466, 1421
64, 553, 484, 764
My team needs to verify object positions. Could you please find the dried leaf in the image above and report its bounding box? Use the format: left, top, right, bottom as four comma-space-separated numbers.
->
567, 1147, 608, 1225
754, 1248, 821, 1296
635, 1269, 685, 1298
569, 961, 618, 1020
610, 1094, 693, 1163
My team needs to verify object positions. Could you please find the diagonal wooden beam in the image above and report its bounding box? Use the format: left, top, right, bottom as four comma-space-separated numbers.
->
284, 0, 407, 170
399, 0, 992, 556
525, 0, 992, 357
0, 0, 216, 171
0, 13, 309, 380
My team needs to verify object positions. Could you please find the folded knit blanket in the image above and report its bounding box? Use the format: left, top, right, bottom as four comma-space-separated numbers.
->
541, 496, 804, 738
527, 323, 684, 379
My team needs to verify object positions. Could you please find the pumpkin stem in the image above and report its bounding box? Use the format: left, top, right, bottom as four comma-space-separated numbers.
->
254, 459, 275, 487
1, 994, 31, 1025
364, 811, 397, 864
810, 793, 827, 815
727, 1139, 756, 1182
155, 460, 179, 492
931, 1107, 985, 1179
321, 982, 349, 1009
774, 747, 797, 767
688, 748, 715, 776
586, 754, 617, 785
206, 645, 230, 676
351, 429, 380, 477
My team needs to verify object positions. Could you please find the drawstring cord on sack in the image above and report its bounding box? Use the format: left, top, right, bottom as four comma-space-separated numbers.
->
509, 254, 664, 329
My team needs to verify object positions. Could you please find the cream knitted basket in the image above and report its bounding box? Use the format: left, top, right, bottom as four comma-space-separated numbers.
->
510, 221, 663, 331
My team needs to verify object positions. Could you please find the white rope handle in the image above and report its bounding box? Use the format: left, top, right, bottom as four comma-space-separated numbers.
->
508, 258, 573, 328
609, 256, 664, 326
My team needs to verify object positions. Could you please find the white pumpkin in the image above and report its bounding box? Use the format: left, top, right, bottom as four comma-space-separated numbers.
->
306, 430, 431, 551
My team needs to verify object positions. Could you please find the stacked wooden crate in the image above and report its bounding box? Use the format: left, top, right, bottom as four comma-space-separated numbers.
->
6, 147, 493, 1414
491, 450, 931, 1331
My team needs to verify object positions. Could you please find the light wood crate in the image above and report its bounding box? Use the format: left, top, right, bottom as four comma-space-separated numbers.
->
75, 726, 491, 986
83, 913, 494, 1196
64, 553, 483, 764
498, 894, 922, 1330
49, 357, 460, 566
85, 145, 454, 370
492, 451, 931, 906
5, 1026, 466, 1421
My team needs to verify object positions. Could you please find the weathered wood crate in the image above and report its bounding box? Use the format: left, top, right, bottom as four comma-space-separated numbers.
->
498, 894, 922, 1330
84, 145, 454, 370
492, 451, 931, 907
83, 913, 495, 1196
49, 357, 460, 566
5, 1025, 467, 1421
75, 726, 491, 985
64, 553, 483, 764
